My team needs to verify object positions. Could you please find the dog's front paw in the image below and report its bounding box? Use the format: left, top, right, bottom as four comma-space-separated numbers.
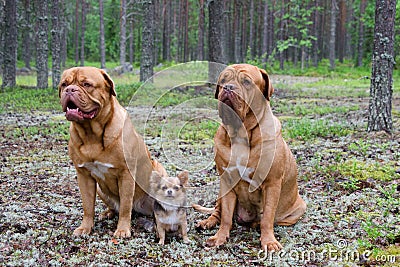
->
261, 238, 283, 252
113, 228, 131, 238
73, 226, 91, 236
206, 233, 228, 247
196, 217, 218, 230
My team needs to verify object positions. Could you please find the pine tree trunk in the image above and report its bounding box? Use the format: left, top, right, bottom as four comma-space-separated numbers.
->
51, 0, 62, 89
183, 0, 189, 62
367, 0, 396, 133
0, 1, 4, 75
22, 0, 31, 69
262, 0, 269, 66
60, 1, 67, 68
312, 0, 320, 67
197, 0, 205, 61
2, 0, 17, 89
162, 0, 170, 61
208, 0, 225, 84
329, 0, 337, 69
120, 0, 127, 70
248, 0, 254, 58
233, 0, 241, 63
338, 0, 346, 63
357, 0, 367, 67
75, 0, 80, 65
279, 0, 284, 70
140, 0, 154, 82
129, 17, 135, 65
99, 0, 106, 69
80, 0, 87, 66
36, 0, 49, 89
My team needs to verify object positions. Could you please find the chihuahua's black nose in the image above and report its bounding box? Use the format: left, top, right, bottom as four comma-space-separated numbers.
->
167, 189, 173, 195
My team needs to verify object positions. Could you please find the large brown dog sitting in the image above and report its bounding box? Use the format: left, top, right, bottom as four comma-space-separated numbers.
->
195, 64, 306, 251
59, 67, 166, 238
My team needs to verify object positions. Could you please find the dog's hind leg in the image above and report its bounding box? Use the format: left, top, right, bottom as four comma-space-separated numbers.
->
97, 184, 118, 220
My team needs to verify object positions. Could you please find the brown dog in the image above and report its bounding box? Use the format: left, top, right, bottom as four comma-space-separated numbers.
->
59, 67, 166, 238
195, 64, 306, 251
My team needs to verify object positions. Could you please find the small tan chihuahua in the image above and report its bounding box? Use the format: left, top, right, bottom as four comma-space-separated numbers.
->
149, 170, 190, 245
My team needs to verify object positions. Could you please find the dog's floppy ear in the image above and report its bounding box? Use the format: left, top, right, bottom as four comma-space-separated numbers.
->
100, 69, 117, 96
215, 71, 225, 99
177, 170, 189, 186
259, 68, 274, 101
215, 83, 222, 99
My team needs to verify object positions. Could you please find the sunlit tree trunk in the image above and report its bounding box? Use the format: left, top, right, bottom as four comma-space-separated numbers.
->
367, 0, 396, 133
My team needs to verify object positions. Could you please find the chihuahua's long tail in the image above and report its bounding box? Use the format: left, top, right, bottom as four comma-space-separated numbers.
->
191, 204, 215, 214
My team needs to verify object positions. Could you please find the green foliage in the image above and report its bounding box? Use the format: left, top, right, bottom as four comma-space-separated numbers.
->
274, 100, 359, 116
0, 87, 60, 113
282, 117, 352, 141
178, 120, 219, 142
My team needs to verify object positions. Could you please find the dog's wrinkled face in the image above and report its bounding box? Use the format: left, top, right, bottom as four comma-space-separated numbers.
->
215, 64, 273, 129
150, 171, 188, 206
58, 67, 116, 122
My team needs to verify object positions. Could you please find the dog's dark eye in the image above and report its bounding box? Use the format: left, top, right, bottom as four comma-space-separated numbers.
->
83, 82, 92, 88
60, 82, 67, 88
161, 186, 168, 191
173, 185, 180, 191
243, 78, 251, 86
220, 79, 226, 84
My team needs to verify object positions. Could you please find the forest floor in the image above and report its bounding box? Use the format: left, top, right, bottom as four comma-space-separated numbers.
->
0, 74, 399, 266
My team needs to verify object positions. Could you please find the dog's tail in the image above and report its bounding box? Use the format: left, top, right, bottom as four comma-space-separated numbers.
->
191, 204, 215, 214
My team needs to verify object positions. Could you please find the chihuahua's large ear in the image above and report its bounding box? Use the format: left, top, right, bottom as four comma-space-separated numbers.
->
100, 69, 117, 96
259, 68, 274, 101
177, 171, 189, 186
150, 171, 162, 184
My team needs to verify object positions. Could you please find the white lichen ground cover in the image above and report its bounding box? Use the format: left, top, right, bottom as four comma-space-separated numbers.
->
0, 76, 399, 266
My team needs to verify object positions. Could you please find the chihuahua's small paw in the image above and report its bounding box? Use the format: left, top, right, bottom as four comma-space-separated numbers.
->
206, 234, 228, 247
113, 228, 131, 238
73, 226, 91, 236
99, 209, 115, 221
182, 237, 190, 244
261, 239, 283, 252
158, 239, 165, 245
196, 217, 218, 230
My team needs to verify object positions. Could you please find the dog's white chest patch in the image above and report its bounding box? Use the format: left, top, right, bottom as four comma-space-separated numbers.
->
78, 161, 114, 180
223, 159, 256, 187
158, 210, 181, 226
